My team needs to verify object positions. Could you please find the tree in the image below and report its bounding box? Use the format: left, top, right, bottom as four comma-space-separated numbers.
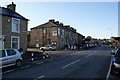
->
86, 36, 92, 39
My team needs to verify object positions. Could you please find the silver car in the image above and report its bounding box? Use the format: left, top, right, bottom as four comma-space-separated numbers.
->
0, 49, 22, 68
40, 45, 56, 51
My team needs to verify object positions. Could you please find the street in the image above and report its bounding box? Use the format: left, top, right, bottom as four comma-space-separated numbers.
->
2, 45, 112, 80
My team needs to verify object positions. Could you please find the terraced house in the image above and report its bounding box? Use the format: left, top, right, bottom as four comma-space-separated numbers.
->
30, 19, 84, 49
0, 2, 29, 53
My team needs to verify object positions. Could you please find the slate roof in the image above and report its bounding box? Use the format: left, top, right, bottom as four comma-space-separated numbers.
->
0, 7, 29, 21
113, 37, 120, 40
31, 22, 57, 30
31, 20, 85, 37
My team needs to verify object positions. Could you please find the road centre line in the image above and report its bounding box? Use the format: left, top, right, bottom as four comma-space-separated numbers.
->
62, 59, 80, 68
34, 75, 45, 80
37, 62, 44, 64
85, 54, 93, 58
21, 65, 31, 69
4, 69, 15, 74
49, 59, 54, 61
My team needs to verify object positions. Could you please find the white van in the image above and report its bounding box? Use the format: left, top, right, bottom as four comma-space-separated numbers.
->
0, 49, 22, 68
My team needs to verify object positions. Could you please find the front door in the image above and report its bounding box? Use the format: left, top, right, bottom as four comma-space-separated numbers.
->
0, 35, 4, 49
36, 39, 39, 47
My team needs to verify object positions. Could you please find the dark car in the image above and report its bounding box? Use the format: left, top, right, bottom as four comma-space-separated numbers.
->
111, 47, 120, 76
98, 43, 101, 46
82, 44, 89, 49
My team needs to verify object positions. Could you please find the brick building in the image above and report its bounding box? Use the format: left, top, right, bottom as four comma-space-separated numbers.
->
30, 19, 84, 49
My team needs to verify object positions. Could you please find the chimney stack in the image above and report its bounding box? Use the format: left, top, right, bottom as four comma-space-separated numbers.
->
59, 22, 63, 27
49, 19, 55, 23
55, 21, 59, 25
7, 2, 16, 12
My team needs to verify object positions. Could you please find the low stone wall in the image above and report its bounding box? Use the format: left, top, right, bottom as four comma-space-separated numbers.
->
22, 51, 43, 59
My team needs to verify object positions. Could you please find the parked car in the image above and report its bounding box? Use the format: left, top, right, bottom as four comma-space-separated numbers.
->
82, 44, 89, 49
40, 45, 56, 51
88, 44, 92, 48
111, 47, 120, 76
0, 49, 22, 68
94, 44, 97, 47
98, 43, 101, 46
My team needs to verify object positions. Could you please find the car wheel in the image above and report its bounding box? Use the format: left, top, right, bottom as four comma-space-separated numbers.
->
16, 60, 22, 67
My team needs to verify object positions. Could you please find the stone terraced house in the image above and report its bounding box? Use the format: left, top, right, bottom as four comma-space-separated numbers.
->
0, 2, 29, 53
30, 19, 84, 49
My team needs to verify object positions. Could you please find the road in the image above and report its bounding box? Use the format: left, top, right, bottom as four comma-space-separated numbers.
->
2, 45, 112, 80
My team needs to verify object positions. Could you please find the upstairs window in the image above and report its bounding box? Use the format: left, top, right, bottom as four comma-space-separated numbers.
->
58, 28, 60, 35
62, 30, 64, 36
53, 31, 57, 36
12, 18, 20, 33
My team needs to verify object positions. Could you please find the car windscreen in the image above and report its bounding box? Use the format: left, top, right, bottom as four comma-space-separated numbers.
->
116, 48, 120, 56
114, 48, 120, 63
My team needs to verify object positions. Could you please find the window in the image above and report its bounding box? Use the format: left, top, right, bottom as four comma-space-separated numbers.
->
7, 49, 16, 56
58, 28, 60, 35
36, 39, 39, 44
62, 30, 64, 35
52, 42, 57, 45
12, 18, 20, 33
0, 50, 6, 57
11, 36, 19, 49
53, 31, 57, 36
43, 29, 46, 34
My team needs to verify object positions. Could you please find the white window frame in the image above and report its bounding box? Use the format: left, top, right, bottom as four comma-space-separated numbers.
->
53, 31, 57, 36
11, 36, 20, 49
58, 28, 60, 35
62, 29, 64, 36
12, 18, 20, 33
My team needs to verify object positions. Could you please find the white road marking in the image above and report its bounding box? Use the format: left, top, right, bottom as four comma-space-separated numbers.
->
37, 62, 44, 64
106, 57, 113, 80
49, 59, 53, 61
33, 60, 40, 63
4, 69, 15, 74
81, 51, 85, 52
34, 75, 45, 80
71, 52, 80, 55
85, 54, 93, 58
21, 65, 31, 69
94, 51, 96, 53
62, 59, 80, 68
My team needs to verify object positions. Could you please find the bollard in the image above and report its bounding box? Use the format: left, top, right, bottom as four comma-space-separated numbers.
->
31, 53, 34, 61
46, 51, 49, 58
43, 51, 46, 59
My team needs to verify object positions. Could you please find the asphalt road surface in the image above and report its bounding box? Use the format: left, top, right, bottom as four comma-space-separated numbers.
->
2, 45, 112, 80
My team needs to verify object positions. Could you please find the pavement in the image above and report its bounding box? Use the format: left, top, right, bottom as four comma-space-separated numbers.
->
1, 45, 117, 80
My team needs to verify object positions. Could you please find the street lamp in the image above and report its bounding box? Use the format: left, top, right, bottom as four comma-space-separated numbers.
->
108, 28, 112, 37
108, 28, 113, 47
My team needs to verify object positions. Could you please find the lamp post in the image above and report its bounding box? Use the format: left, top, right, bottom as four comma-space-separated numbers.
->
108, 28, 113, 47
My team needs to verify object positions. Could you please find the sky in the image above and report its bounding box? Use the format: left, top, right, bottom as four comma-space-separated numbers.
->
1, 1, 118, 39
